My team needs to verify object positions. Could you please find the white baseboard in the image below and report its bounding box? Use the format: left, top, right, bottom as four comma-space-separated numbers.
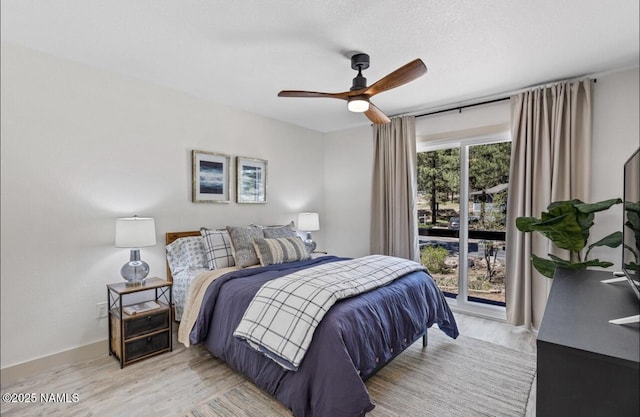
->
1, 339, 108, 386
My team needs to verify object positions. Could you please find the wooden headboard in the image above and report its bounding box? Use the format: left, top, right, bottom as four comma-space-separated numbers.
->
165, 230, 201, 282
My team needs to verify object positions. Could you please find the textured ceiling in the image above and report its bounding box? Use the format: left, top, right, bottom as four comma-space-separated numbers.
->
2, 0, 639, 132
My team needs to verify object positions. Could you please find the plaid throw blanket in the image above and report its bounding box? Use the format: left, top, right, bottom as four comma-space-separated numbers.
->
233, 255, 426, 370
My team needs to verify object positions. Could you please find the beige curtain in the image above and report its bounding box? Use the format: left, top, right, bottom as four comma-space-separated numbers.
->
506, 79, 593, 329
371, 116, 419, 261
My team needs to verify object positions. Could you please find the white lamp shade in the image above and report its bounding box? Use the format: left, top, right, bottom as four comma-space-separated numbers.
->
297, 212, 320, 231
115, 217, 157, 248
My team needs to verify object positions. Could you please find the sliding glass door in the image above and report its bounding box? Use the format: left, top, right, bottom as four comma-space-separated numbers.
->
417, 136, 510, 315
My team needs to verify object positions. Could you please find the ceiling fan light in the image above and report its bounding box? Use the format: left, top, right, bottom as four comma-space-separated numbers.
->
347, 97, 369, 113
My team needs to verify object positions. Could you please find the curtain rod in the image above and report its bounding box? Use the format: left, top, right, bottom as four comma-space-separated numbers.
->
407, 71, 607, 120
414, 97, 510, 119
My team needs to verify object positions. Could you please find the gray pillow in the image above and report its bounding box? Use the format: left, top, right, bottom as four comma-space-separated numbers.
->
253, 237, 310, 266
226, 226, 265, 268
262, 221, 297, 239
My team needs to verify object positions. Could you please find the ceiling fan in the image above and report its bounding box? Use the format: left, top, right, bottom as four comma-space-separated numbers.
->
278, 53, 427, 124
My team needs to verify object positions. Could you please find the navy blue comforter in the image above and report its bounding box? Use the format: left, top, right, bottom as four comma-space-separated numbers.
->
190, 256, 459, 417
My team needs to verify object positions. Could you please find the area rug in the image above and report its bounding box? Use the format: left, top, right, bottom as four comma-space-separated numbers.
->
187, 331, 536, 417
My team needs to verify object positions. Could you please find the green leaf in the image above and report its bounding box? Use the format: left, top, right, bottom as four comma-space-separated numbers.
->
626, 211, 640, 230
543, 203, 574, 222
575, 198, 622, 214
536, 212, 572, 227
577, 260, 612, 269
624, 262, 640, 272
625, 211, 640, 241
588, 231, 623, 250
625, 201, 640, 213
623, 243, 639, 265
547, 254, 571, 265
575, 199, 620, 243
516, 206, 584, 251
547, 199, 583, 211
530, 254, 615, 278
515, 217, 539, 232
576, 211, 595, 242
585, 231, 623, 260
579, 259, 614, 269
534, 214, 585, 252
531, 254, 558, 278
556, 259, 613, 271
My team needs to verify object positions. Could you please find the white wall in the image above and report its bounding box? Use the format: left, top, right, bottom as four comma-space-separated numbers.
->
590, 68, 640, 269
0, 43, 325, 368
323, 125, 374, 257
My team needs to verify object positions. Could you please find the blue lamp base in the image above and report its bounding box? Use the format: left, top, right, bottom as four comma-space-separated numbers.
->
121, 249, 150, 285
304, 232, 317, 254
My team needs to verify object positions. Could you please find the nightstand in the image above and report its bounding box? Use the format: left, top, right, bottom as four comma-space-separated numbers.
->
107, 278, 173, 368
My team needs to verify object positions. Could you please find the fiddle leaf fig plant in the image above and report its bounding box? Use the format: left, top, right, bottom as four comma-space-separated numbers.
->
624, 201, 640, 272
515, 198, 623, 278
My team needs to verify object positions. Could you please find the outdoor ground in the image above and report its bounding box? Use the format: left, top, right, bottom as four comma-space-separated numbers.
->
421, 245, 506, 304
430, 258, 506, 303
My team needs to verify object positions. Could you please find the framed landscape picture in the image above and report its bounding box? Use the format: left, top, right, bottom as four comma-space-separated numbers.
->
236, 156, 267, 204
192, 150, 231, 203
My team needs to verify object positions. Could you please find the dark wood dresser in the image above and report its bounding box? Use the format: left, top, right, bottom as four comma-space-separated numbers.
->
537, 268, 640, 416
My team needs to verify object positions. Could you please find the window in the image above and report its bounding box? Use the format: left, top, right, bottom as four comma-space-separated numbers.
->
417, 134, 511, 317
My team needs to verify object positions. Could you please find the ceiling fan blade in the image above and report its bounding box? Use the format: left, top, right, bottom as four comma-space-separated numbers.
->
364, 102, 391, 124
364, 59, 427, 97
278, 90, 349, 100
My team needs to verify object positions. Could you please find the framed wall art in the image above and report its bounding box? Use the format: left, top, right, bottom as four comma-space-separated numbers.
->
236, 156, 267, 204
192, 150, 231, 203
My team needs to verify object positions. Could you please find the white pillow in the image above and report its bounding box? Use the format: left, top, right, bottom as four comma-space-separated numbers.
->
200, 228, 235, 269
166, 236, 208, 275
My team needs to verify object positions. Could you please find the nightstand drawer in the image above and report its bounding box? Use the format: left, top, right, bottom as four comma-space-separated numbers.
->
125, 331, 170, 362
124, 309, 169, 339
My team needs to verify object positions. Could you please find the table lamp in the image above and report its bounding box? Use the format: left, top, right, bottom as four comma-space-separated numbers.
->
297, 212, 320, 253
115, 216, 156, 285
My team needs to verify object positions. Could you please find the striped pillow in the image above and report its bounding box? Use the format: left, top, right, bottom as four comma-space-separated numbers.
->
253, 237, 310, 266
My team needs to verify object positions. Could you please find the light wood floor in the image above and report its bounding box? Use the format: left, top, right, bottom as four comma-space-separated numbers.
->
0, 312, 537, 417
453, 312, 538, 417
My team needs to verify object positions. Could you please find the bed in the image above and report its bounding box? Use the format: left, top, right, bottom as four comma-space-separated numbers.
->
166, 230, 459, 417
